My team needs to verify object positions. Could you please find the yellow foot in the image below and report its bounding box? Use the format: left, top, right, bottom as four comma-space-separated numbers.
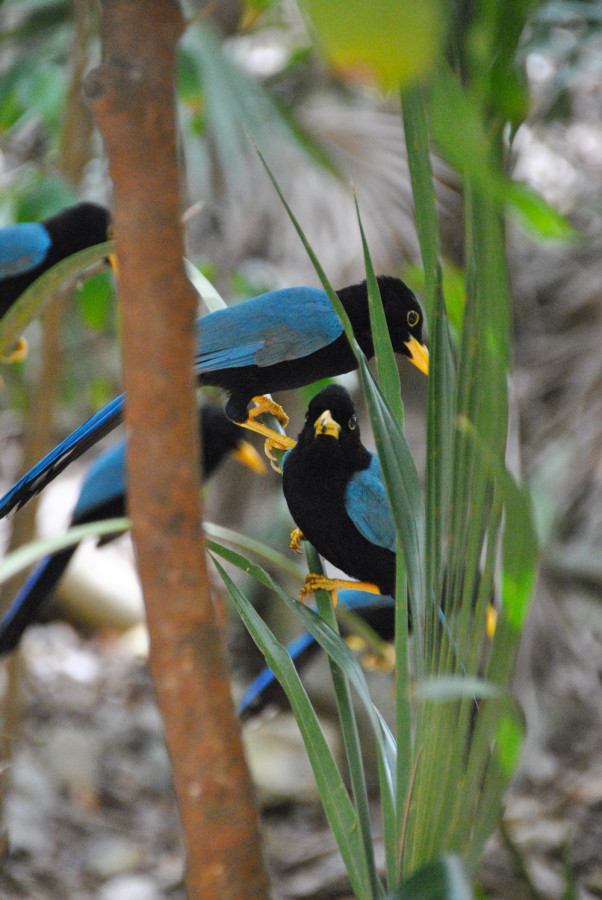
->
249, 394, 289, 428
237, 395, 296, 456
300, 575, 382, 607
1, 336, 28, 364
290, 528, 304, 552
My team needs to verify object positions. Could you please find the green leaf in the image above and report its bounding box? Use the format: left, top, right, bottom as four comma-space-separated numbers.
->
212, 557, 376, 900
506, 181, 577, 241
0, 241, 114, 360
0, 519, 130, 586
388, 854, 473, 899
299, 0, 446, 89
183, 259, 226, 311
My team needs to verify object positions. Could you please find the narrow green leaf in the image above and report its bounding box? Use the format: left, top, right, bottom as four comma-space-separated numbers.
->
0, 241, 114, 359
212, 558, 374, 899
354, 191, 404, 424
0, 519, 130, 585
208, 539, 397, 786
388, 854, 473, 900
303, 544, 382, 898
183, 259, 226, 310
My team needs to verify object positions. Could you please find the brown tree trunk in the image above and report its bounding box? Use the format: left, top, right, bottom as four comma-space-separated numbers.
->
85, 2, 270, 897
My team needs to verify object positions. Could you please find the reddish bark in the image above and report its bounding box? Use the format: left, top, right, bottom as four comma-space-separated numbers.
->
85, 2, 270, 897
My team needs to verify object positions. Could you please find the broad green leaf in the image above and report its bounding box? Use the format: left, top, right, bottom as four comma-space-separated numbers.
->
299, 0, 446, 89
506, 181, 577, 241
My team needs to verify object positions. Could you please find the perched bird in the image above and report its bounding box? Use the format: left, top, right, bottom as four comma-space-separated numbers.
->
0, 275, 428, 517
282, 383, 397, 601
0, 405, 264, 655
0, 202, 111, 320
239, 589, 394, 719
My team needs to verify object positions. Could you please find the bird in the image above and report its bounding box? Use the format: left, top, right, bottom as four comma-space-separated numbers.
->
282, 383, 397, 602
0, 274, 428, 517
0, 201, 111, 322
239, 589, 394, 719
0, 405, 265, 655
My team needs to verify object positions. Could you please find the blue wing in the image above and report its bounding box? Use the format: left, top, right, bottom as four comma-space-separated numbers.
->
0, 393, 125, 518
345, 453, 396, 552
73, 440, 126, 521
195, 286, 342, 372
0, 223, 51, 278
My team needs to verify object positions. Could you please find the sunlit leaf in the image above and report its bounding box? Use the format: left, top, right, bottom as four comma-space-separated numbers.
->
299, 0, 446, 89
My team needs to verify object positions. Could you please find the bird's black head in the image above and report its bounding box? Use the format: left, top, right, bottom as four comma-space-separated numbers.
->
199, 404, 265, 477
337, 275, 429, 376
46, 202, 111, 254
297, 384, 371, 471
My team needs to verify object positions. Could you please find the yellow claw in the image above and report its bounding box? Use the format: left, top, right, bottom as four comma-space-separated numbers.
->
300, 574, 382, 606
290, 528, 304, 553
237, 396, 296, 453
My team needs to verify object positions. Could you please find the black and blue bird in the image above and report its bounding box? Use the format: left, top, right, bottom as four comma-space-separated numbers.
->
0, 202, 111, 364
0, 274, 428, 517
240, 385, 404, 719
0, 405, 264, 655
282, 383, 398, 602
0, 202, 111, 320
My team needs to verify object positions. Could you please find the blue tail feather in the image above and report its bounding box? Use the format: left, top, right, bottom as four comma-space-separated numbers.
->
0, 393, 125, 518
0, 548, 77, 655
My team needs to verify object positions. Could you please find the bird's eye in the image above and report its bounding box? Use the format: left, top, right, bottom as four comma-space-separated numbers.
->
348, 414, 357, 430
407, 310, 419, 327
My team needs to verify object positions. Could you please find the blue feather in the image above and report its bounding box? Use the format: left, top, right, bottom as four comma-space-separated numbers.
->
0, 394, 125, 517
195, 287, 341, 372
345, 453, 396, 552
0, 223, 51, 277
73, 440, 126, 520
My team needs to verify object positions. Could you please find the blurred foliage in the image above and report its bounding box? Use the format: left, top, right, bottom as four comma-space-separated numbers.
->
0, 0, 598, 896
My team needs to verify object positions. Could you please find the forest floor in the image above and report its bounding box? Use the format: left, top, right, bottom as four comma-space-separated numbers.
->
0, 609, 600, 900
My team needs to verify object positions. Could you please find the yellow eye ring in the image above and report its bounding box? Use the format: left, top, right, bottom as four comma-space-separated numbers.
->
407, 310, 419, 327
348, 415, 357, 430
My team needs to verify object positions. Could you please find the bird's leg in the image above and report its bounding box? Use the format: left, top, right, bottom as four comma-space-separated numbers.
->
289, 528, 304, 553
300, 574, 382, 607
236, 395, 296, 454
249, 395, 289, 428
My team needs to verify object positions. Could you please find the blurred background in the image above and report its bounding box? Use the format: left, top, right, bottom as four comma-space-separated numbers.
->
0, 0, 600, 897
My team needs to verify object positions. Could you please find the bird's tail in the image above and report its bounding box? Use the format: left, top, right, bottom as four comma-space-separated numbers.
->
0, 548, 77, 655
0, 393, 125, 518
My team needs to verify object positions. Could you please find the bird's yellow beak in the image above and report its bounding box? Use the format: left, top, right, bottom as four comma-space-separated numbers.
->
231, 440, 267, 474
404, 335, 429, 375
314, 410, 341, 439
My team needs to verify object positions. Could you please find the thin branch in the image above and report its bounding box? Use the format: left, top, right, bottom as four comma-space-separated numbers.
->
86, 2, 269, 896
